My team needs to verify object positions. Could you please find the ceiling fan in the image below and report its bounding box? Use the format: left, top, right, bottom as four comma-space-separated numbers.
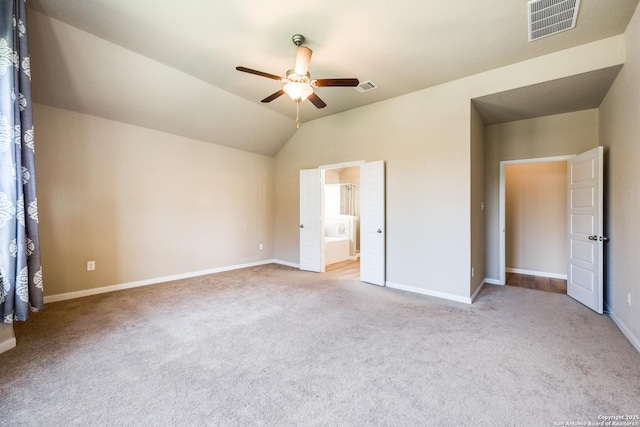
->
236, 34, 359, 127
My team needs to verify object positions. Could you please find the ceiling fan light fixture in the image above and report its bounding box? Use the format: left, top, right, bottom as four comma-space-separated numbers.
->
283, 82, 313, 102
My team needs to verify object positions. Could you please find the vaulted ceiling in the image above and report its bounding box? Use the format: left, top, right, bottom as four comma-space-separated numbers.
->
26, 0, 640, 155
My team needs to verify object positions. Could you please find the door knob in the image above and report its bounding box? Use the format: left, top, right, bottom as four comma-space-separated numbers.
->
600, 236, 609, 242
377, 229, 382, 233
588, 235, 597, 240
299, 224, 304, 229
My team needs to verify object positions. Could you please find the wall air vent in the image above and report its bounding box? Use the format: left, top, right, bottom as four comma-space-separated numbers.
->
528, 0, 581, 42
355, 80, 378, 93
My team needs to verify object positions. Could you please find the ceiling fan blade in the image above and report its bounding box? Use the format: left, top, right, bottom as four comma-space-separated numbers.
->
261, 89, 285, 103
236, 66, 284, 81
308, 92, 327, 109
294, 46, 313, 76
313, 78, 360, 87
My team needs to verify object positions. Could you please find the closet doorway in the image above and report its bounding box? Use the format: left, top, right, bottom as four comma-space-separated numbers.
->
499, 148, 605, 313
503, 156, 568, 294
505, 159, 569, 292
499, 155, 573, 289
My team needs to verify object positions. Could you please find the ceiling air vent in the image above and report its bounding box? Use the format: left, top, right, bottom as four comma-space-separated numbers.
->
528, 0, 581, 42
355, 80, 378, 93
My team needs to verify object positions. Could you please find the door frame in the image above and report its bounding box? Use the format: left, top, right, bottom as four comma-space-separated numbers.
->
306, 160, 386, 284
320, 161, 365, 171
498, 154, 575, 285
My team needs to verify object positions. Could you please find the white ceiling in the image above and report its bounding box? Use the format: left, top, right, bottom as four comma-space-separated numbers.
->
26, 0, 640, 155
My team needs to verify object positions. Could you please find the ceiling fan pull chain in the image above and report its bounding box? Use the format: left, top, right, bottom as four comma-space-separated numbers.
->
296, 100, 300, 128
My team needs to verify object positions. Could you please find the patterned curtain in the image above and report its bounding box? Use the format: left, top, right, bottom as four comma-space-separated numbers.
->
0, 0, 44, 322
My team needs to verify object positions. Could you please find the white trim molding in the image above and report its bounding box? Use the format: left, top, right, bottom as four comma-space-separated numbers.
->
319, 160, 365, 170
506, 267, 567, 280
484, 278, 503, 285
0, 336, 16, 355
386, 281, 473, 304
607, 307, 640, 354
44, 260, 275, 304
272, 259, 300, 269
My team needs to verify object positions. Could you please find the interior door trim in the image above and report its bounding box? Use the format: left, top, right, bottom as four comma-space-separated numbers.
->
498, 154, 575, 285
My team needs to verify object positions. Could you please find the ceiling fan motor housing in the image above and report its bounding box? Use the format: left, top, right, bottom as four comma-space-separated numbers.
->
286, 70, 311, 84
292, 34, 305, 46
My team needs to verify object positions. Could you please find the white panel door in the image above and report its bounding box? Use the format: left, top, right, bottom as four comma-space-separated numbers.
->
567, 146, 604, 314
360, 161, 385, 286
299, 169, 323, 272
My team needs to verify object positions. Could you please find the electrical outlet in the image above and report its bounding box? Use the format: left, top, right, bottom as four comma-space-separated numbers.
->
259, 243, 264, 250
628, 292, 631, 306
87, 261, 95, 271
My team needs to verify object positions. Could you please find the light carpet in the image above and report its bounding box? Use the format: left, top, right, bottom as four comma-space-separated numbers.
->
1, 263, 638, 426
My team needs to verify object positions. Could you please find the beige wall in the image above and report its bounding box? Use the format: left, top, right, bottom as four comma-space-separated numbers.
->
34, 104, 275, 297
484, 110, 600, 281
599, 4, 640, 346
470, 104, 486, 295
274, 38, 623, 300
505, 162, 567, 275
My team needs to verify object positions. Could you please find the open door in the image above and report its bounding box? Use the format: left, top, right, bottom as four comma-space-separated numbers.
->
567, 146, 604, 314
360, 161, 386, 286
299, 169, 324, 272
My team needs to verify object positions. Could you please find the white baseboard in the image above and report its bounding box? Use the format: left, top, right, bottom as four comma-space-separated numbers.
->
44, 259, 275, 304
484, 278, 503, 285
386, 281, 472, 304
506, 267, 567, 280
272, 259, 300, 269
607, 308, 640, 354
0, 336, 16, 354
